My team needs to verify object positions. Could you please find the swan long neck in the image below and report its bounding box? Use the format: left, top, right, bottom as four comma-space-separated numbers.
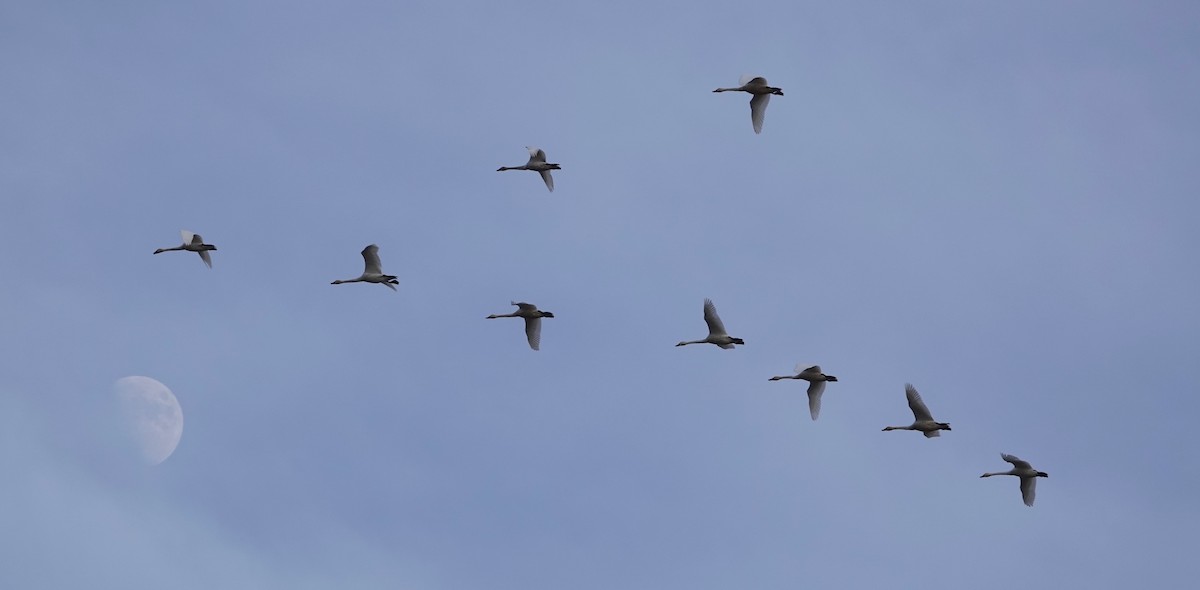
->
980, 471, 1012, 478
487, 313, 517, 319
769, 375, 797, 381
676, 339, 705, 346
882, 425, 913, 431
154, 246, 184, 254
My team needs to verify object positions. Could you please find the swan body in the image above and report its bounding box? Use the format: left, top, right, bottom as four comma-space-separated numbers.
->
676, 298, 744, 349
154, 230, 217, 268
497, 146, 560, 192
768, 364, 839, 420
487, 301, 554, 350
981, 453, 1049, 507
882, 384, 951, 437
331, 244, 399, 291
713, 75, 783, 134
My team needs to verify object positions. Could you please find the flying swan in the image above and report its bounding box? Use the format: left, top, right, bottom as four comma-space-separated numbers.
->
769, 364, 839, 420
331, 244, 400, 291
153, 230, 216, 268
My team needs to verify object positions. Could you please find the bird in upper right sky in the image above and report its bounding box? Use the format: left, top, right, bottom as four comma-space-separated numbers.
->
981, 453, 1049, 507
713, 75, 784, 134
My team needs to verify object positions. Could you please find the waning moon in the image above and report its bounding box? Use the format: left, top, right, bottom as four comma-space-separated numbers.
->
114, 376, 183, 465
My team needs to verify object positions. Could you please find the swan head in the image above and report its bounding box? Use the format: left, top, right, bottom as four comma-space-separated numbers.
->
496, 166, 509, 171
768, 376, 782, 381
153, 248, 165, 254
675, 341, 687, 347
486, 314, 499, 319
1037, 471, 1049, 478
331, 280, 343, 285
882, 426, 896, 431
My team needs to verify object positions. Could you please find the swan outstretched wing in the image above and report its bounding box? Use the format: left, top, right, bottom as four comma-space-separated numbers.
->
526, 146, 547, 163
797, 364, 822, 376
180, 230, 196, 245
524, 317, 542, 350
1001, 453, 1033, 470
750, 94, 770, 134
198, 250, 212, 268
702, 298, 727, 336
807, 380, 826, 420
361, 244, 384, 275
739, 75, 767, 87
539, 169, 555, 192
513, 302, 537, 312
904, 383, 935, 422
1020, 476, 1037, 506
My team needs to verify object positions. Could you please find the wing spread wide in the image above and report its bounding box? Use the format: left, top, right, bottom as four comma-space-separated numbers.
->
702, 298, 727, 336
1020, 477, 1036, 506
361, 244, 384, 275
526, 147, 547, 163
905, 384, 935, 422
524, 317, 542, 350
750, 94, 770, 134
1002, 453, 1033, 470
807, 381, 825, 421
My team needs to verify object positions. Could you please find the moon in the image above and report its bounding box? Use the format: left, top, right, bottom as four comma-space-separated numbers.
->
113, 376, 183, 465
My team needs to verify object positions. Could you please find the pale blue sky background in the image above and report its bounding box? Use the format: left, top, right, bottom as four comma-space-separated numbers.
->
3, 1, 1199, 588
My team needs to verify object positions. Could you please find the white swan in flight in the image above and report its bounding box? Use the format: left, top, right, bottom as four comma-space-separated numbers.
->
331, 244, 399, 291
676, 298, 744, 349
769, 364, 839, 420
981, 453, 1049, 507
487, 302, 555, 350
154, 230, 216, 268
882, 384, 951, 437
497, 146, 560, 192
713, 75, 783, 134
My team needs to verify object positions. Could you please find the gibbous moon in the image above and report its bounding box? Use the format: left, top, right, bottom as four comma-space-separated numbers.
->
114, 376, 183, 465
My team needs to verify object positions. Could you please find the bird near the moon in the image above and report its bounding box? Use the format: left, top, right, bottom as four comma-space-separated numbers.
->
113, 376, 183, 465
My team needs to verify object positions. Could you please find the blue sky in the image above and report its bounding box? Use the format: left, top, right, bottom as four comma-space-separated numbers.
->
3, 1, 1199, 588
